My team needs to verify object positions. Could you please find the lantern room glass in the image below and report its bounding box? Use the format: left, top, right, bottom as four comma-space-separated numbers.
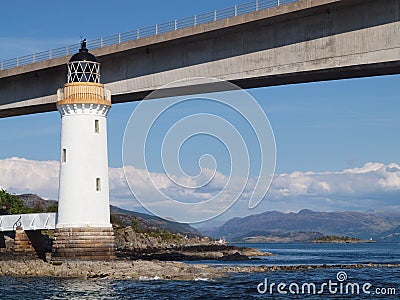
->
67, 61, 100, 83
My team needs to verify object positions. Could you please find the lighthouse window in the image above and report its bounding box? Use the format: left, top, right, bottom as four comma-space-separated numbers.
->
95, 120, 99, 133
62, 149, 67, 163
96, 178, 101, 191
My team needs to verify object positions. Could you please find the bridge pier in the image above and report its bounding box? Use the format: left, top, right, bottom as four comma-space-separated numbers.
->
14, 227, 46, 260
14, 227, 35, 254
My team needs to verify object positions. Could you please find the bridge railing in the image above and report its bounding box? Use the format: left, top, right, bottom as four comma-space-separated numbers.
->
0, 213, 56, 231
0, 0, 299, 71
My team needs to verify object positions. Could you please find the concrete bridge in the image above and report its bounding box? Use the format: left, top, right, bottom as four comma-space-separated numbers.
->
0, 0, 399, 118
0, 213, 56, 259
0, 213, 56, 231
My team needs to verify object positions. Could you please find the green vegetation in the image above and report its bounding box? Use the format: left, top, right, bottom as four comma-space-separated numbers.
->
110, 212, 190, 241
0, 189, 31, 214
0, 189, 58, 214
148, 228, 182, 242
131, 218, 141, 233
31, 202, 58, 213
110, 214, 124, 227
46, 203, 58, 213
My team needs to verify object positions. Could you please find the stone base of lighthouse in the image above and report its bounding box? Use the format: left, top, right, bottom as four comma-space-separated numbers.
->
52, 227, 115, 261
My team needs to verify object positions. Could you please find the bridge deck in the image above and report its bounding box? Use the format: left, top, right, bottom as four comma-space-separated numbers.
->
0, 0, 299, 72
0, 0, 399, 117
0, 213, 56, 231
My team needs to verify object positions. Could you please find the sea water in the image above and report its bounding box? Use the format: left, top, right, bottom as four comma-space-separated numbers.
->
0, 243, 399, 299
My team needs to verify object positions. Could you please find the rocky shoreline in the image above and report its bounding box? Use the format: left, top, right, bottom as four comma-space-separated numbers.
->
1, 225, 398, 281
0, 254, 399, 281
116, 244, 272, 261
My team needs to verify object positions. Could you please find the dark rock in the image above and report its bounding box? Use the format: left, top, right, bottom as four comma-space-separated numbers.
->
218, 252, 249, 261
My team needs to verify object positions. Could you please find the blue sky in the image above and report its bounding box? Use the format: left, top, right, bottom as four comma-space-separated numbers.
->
0, 0, 252, 59
0, 0, 399, 222
1, 76, 398, 173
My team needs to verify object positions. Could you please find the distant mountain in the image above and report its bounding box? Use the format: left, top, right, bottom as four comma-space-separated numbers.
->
17, 194, 200, 237
231, 231, 324, 243
380, 225, 400, 242
110, 206, 201, 237
18, 194, 58, 212
201, 209, 400, 242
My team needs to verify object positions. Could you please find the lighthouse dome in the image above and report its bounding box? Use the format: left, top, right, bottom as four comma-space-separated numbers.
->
67, 39, 100, 83
69, 39, 98, 63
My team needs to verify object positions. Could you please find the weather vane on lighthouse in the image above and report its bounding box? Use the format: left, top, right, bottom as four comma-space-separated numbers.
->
53, 40, 115, 260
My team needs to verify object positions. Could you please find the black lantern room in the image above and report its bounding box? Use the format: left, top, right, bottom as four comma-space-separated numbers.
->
67, 40, 100, 83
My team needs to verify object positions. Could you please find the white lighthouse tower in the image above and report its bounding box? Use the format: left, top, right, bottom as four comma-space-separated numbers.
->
53, 40, 115, 260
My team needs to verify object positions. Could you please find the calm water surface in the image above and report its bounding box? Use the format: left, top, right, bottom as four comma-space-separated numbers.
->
0, 243, 399, 299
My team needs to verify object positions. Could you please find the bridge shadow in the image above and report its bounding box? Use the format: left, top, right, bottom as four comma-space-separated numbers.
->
12, 228, 52, 261
0, 233, 5, 248
25, 230, 48, 261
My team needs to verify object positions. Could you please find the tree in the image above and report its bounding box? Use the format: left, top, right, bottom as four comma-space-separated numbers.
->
0, 189, 31, 214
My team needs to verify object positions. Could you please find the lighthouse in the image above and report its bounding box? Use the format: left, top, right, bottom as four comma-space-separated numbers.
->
53, 40, 115, 260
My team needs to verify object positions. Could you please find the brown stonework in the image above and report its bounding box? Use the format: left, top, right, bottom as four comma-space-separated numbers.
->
13, 228, 47, 260
52, 227, 115, 260
14, 227, 35, 253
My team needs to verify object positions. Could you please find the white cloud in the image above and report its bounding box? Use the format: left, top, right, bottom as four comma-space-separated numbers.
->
0, 157, 399, 222
0, 157, 59, 199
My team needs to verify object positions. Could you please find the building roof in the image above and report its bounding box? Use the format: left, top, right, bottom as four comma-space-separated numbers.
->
69, 39, 98, 63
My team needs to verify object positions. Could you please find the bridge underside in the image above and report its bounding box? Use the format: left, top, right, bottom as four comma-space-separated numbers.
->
0, 0, 399, 117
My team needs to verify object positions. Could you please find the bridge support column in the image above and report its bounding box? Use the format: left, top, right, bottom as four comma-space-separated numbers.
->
14, 227, 46, 260
52, 227, 115, 260
14, 227, 35, 254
